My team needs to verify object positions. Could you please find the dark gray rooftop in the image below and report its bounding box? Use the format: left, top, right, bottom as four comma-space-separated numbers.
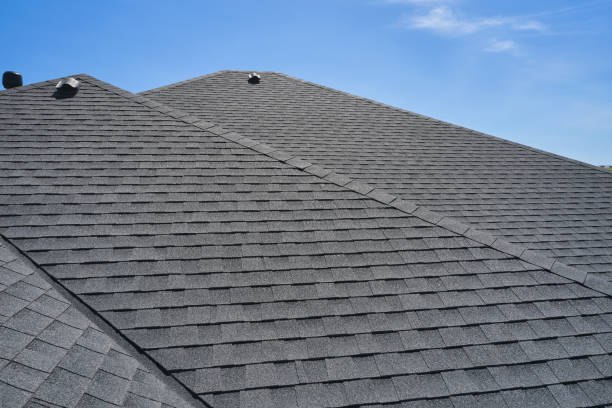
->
0, 73, 610, 408
0, 238, 200, 408
142, 70, 612, 282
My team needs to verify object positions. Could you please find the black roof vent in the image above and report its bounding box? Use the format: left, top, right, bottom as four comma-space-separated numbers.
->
3, 71, 23, 89
53, 77, 80, 99
248, 73, 261, 84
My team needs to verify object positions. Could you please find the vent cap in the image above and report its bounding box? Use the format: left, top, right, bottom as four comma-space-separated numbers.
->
3, 71, 22, 89
248, 72, 261, 84
56, 77, 80, 90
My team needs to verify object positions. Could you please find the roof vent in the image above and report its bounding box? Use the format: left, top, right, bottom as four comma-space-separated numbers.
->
2, 71, 23, 89
56, 77, 80, 90
248, 72, 261, 84
53, 77, 80, 99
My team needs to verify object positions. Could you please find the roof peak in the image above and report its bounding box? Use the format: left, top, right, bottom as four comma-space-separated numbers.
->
141, 70, 611, 177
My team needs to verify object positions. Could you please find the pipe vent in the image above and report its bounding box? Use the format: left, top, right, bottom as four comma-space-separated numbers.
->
248, 73, 261, 84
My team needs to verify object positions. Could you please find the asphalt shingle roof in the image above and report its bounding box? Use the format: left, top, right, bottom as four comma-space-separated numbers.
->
142, 70, 612, 282
0, 72, 610, 407
0, 238, 200, 408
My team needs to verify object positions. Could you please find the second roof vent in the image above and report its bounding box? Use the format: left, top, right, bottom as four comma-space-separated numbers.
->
248, 72, 261, 84
54, 77, 80, 99
56, 77, 80, 90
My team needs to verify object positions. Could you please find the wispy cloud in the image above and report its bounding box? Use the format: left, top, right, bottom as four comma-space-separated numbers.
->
513, 20, 546, 31
404, 6, 544, 36
485, 39, 518, 53
406, 6, 505, 35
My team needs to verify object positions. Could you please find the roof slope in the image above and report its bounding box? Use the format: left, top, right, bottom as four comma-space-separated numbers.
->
0, 75, 611, 407
142, 71, 612, 282
0, 238, 200, 408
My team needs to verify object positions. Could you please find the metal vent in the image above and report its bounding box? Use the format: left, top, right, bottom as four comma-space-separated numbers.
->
56, 77, 80, 90
248, 72, 261, 84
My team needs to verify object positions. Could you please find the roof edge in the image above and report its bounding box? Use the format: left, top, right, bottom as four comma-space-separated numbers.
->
81, 74, 612, 297
271, 71, 612, 176
0, 73, 89, 97
0, 76, 66, 96
139, 70, 237, 96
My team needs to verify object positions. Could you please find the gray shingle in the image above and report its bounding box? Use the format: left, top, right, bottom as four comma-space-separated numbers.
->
548, 358, 601, 382
5, 309, 53, 336
0, 292, 29, 317
548, 383, 594, 408
0, 381, 31, 408
578, 379, 612, 406
0, 327, 33, 359
34, 367, 90, 407
502, 388, 560, 408
37, 320, 83, 349
0, 361, 47, 392
392, 373, 449, 399
58, 345, 105, 378
86, 370, 131, 405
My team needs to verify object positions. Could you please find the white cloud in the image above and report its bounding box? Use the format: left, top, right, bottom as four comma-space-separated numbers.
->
485, 39, 518, 53
513, 20, 546, 31
404, 6, 545, 36
406, 6, 505, 35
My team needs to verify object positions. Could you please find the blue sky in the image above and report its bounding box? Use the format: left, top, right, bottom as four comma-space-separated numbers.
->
3, 0, 611, 165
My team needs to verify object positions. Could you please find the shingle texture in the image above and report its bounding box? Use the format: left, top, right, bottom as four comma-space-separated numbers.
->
0, 74, 611, 408
0, 238, 199, 408
142, 71, 612, 282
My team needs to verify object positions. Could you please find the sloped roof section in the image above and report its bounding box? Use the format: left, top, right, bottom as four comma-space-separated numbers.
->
0, 75, 611, 408
142, 71, 612, 282
0, 238, 202, 408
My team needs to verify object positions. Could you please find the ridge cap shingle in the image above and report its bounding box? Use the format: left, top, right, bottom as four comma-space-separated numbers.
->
82, 74, 612, 296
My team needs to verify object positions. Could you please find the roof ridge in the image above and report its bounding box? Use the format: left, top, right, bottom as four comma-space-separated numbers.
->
80, 74, 611, 297
0, 74, 74, 96
139, 70, 254, 96
8, 71, 612, 176
0, 235, 209, 408
266, 71, 612, 177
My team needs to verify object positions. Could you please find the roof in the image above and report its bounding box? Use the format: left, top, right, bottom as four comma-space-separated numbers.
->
0, 72, 611, 408
0, 238, 201, 408
142, 70, 612, 284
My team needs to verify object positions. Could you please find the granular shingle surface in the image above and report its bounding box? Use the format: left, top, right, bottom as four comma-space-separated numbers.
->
0, 238, 200, 408
142, 71, 612, 282
0, 73, 610, 408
